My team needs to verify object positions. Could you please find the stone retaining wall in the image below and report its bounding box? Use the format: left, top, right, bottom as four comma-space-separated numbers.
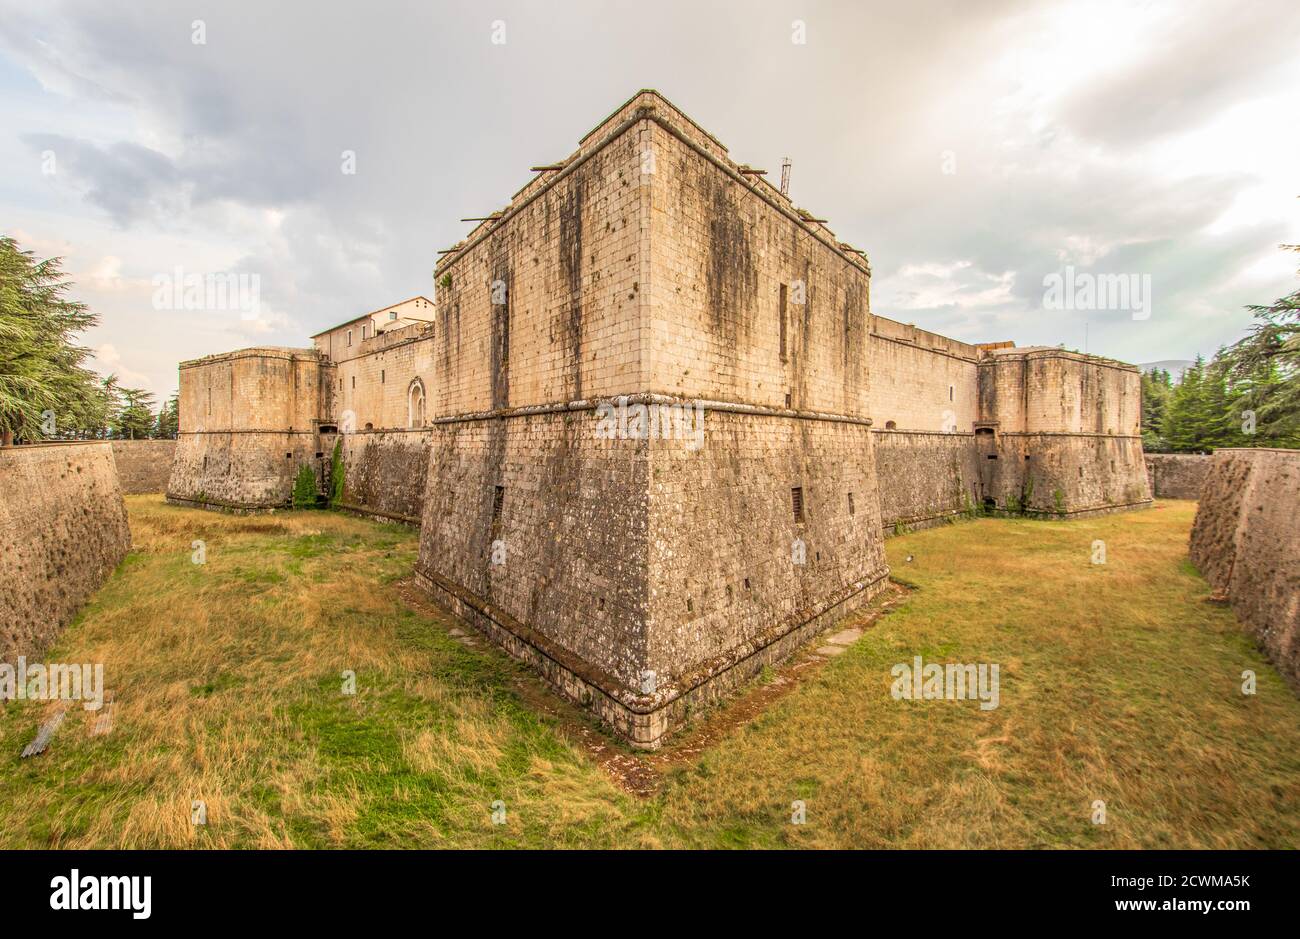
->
110, 439, 177, 493
1145, 452, 1211, 499
0, 443, 131, 661
1189, 448, 1300, 688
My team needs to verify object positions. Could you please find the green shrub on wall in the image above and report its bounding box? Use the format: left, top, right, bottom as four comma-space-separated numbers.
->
292, 464, 318, 508
329, 440, 344, 507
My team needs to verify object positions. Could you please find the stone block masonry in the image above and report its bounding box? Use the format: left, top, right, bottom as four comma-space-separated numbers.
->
167, 347, 329, 511
110, 439, 177, 494
1145, 452, 1211, 499
0, 443, 131, 662
167, 89, 1153, 745
1189, 448, 1299, 689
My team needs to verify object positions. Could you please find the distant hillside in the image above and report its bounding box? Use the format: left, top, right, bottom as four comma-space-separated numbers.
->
1138, 359, 1194, 381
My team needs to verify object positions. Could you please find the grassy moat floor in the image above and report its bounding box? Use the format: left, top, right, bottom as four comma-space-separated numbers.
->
1, 496, 1297, 848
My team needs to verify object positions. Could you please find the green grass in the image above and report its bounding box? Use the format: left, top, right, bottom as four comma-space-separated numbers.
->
0, 496, 1295, 848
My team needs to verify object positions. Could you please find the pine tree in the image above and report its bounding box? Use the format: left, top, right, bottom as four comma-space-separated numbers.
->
156, 393, 180, 439
1140, 367, 1173, 450
0, 236, 104, 444
1219, 242, 1299, 445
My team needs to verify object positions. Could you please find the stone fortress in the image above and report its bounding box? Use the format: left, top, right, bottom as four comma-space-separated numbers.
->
167, 91, 1152, 746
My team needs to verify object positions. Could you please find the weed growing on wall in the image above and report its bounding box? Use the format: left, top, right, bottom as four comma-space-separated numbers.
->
292, 464, 318, 508
329, 440, 345, 507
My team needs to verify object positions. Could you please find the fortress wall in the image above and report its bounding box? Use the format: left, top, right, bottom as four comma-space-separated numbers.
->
0, 443, 131, 662
975, 350, 1149, 515
1145, 453, 1211, 499
978, 351, 1140, 435
169, 348, 327, 509
110, 439, 177, 493
1190, 449, 1300, 687
332, 327, 437, 430
431, 117, 648, 416
983, 433, 1151, 515
179, 347, 322, 433
645, 118, 871, 415
415, 410, 650, 693
645, 411, 889, 689
335, 430, 432, 524
168, 431, 323, 509
873, 430, 982, 532
978, 355, 1027, 431
868, 321, 979, 431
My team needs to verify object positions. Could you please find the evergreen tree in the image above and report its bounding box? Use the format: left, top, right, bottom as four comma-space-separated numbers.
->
156, 393, 180, 439
115, 388, 157, 439
1161, 356, 1211, 452
0, 236, 104, 444
1140, 367, 1173, 450
1219, 242, 1299, 445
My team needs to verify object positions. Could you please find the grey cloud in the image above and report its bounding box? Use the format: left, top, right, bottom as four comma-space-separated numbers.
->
1059, 0, 1300, 145
24, 134, 180, 226
0, 0, 1295, 381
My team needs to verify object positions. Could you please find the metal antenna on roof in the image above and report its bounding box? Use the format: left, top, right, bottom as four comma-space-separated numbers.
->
780, 157, 792, 197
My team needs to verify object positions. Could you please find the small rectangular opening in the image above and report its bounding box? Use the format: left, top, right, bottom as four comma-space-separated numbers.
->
847, 492, 855, 515
791, 486, 805, 524
492, 485, 505, 523
987, 454, 998, 460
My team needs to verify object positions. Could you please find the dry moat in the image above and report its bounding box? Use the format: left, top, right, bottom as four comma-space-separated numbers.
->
0, 495, 1296, 849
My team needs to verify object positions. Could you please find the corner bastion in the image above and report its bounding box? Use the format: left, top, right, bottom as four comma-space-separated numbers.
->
165, 90, 1152, 745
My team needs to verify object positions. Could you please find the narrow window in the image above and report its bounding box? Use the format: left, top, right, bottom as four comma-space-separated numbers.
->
779, 284, 788, 362
847, 492, 855, 515
351, 375, 355, 389
791, 486, 804, 524
347, 329, 352, 347
949, 384, 954, 401
492, 485, 505, 523
381, 369, 385, 384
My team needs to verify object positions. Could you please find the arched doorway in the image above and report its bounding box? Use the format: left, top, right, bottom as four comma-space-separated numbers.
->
407, 378, 426, 428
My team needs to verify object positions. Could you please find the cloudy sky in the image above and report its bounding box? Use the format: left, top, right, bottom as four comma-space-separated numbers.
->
1, 0, 1296, 398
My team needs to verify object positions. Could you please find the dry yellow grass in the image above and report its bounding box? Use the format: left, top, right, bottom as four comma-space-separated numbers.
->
0, 496, 1295, 848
